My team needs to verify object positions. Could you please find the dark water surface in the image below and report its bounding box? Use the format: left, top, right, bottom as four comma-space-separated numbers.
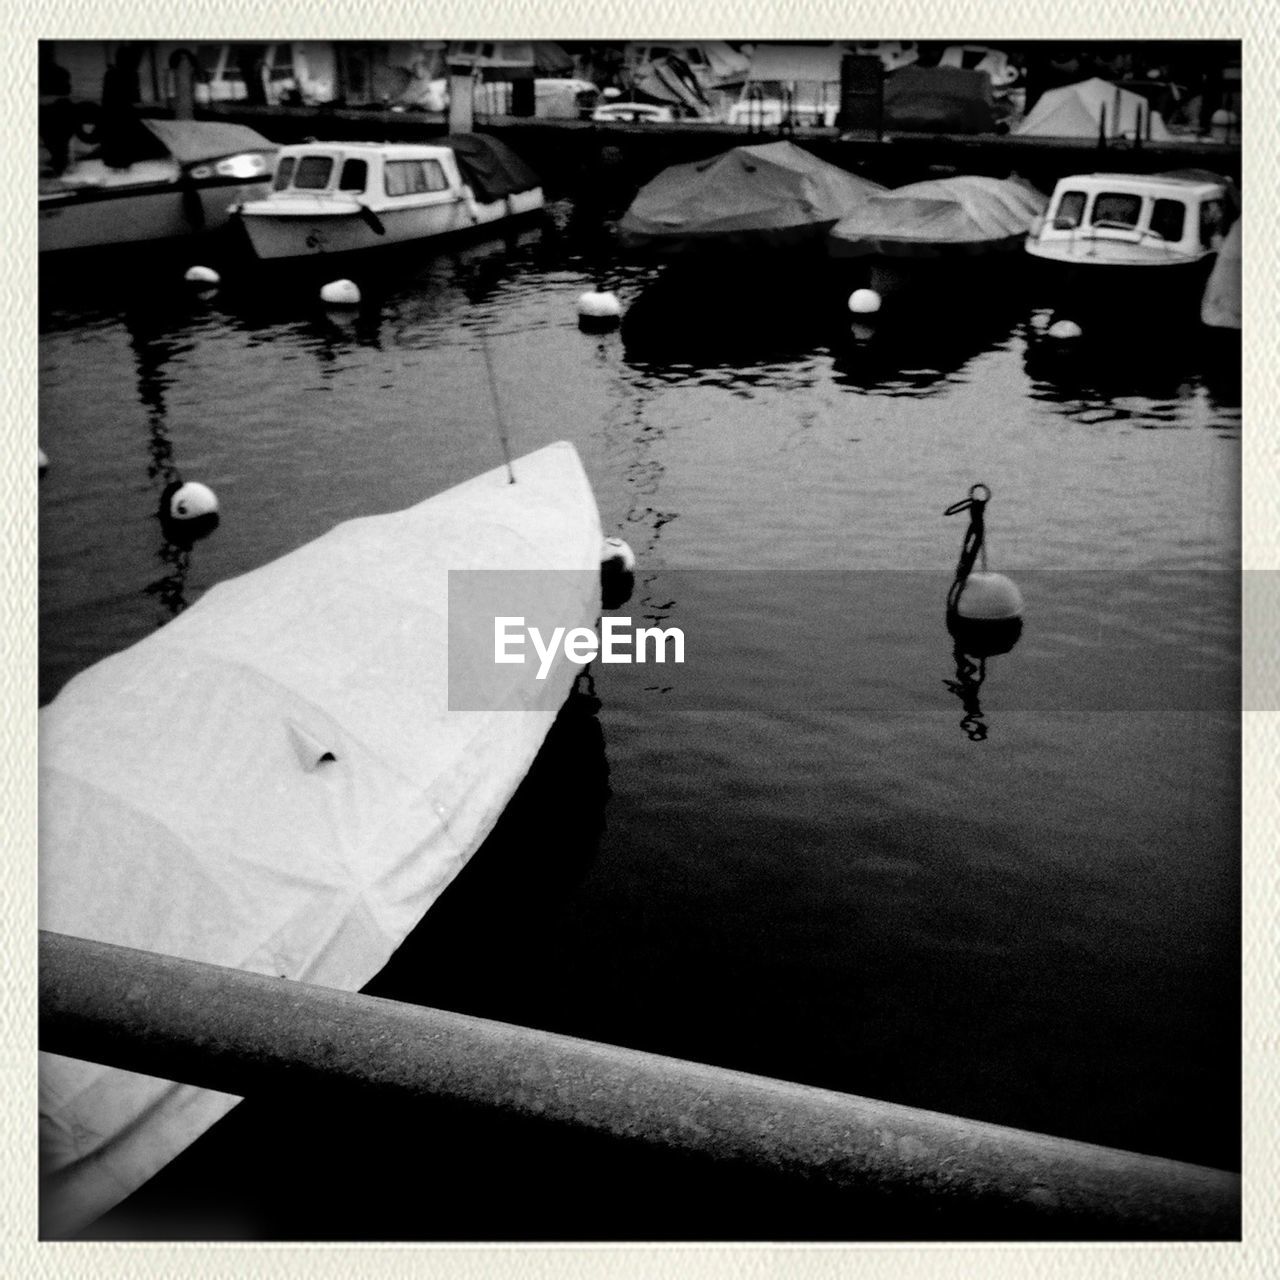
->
38, 201, 1240, 1239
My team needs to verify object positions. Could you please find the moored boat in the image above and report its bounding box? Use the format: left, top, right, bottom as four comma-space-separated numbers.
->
1023, 171, 1236, 324
39, 119, 277, 254
236, 134, 544, 261
617, 140, 884, 257
39, 442, 604, 1236
827, 173, 1047, 302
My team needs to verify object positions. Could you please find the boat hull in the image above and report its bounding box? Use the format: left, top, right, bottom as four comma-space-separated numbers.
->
39, 442, 602, 1236
1025, 241, 1217, 325
39, 176, 273, 254
240, 189, 544, 261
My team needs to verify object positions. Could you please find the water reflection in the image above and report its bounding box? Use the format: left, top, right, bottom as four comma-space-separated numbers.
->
944, 644, 991, 741
831, 295, 1022, 396
363, 680, 612, 1011
122, 307, 216, 619
620, 254, 844, 369
1023, 315, 1241, 416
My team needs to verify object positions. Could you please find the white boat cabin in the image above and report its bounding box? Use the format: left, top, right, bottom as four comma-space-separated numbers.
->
265, 141, 470, 213
1029, 173, 1232, 263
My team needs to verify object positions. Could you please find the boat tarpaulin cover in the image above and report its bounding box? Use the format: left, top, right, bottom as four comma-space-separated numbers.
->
1014, 77, 1172, 140
140, 118, 277, 165
882, 65, 997, 134
828, 175, 1048, 258
446, 132, 542, 201
1201, 218, 1241, 329
39, 442, 602, 1237
618, 141, 884, 252
744, 43, 843, 85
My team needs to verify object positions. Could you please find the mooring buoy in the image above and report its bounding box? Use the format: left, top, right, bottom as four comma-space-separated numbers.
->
321, 279, 361, 306
600, 535, 636, 609
848, 288, 882, 316
944, 484, 1024, 660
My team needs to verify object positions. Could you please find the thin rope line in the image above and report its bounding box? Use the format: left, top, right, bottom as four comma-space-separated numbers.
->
478, 320, 515, 485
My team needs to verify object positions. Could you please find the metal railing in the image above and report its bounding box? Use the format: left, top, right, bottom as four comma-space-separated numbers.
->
39, 929, 1240, 1239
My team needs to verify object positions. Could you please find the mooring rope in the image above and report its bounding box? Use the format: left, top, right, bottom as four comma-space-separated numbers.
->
476, 311, 516, 485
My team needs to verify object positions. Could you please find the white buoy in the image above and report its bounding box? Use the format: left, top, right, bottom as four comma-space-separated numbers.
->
320, 279, 361, 306
184, 265, 221, 286
168, 481, 219, 522
38, 448, 48, 475
1029, 310, 1052, 332
955, 571, 1023, 621
848, 288, 882, 315
601, 536, 636, 573
578, 290, 622, 320
1047, 318, 1083, 341
600, 535, 636, 609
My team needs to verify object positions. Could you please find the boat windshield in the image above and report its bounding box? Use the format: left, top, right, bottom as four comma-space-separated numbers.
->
1089, 192, 1142, 229
272, 156, 295, 191
1052, 190, 1086, 229
291, 156, 334, 190
1149, 198, 1186, 243
338, 159, 368, 193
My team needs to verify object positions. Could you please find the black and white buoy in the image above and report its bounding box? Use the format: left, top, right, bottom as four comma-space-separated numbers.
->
944, 483, 1023, 657
159, 479, 220, 544
578, 290, 623, 333
600, 535, 636, 609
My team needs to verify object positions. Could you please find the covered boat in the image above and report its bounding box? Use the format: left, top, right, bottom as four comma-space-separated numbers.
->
237, 134, 543, 261
1013, 77, 1171, 141
39, 118, 277, 254
881, 65, 998, 135
827, 174, 1047, 305
617, 141, 884, 255
40, 442, 604, 1237
828, 175, 1047, 259
1201, 218, 1241, 330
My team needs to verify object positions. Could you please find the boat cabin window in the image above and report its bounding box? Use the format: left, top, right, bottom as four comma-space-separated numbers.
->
1090, 192, 1142, 229
292, 155, 335, 190
1149, 198, 1186, 243
338, 159, 368, 193
1200, 198, 1226, 249
384, 158, 450, 197
272, 155, 296, 191
1052, 190, 1086, 229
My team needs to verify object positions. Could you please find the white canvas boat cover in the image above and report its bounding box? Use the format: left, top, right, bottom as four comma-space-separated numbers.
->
39, 442, 602, 1236
140, 118, 277, 165
744, 43, 843, 85
618, 141, 884, 252
1201, 219, 1241, 329
828, 175, 1048, 258
1014, 77, 1171, 141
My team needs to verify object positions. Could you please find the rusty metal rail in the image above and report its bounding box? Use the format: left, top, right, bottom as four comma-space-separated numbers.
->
39, 929, 1240, 1238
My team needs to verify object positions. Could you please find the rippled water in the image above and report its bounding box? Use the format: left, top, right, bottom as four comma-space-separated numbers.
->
39, 200, 1241, 1237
